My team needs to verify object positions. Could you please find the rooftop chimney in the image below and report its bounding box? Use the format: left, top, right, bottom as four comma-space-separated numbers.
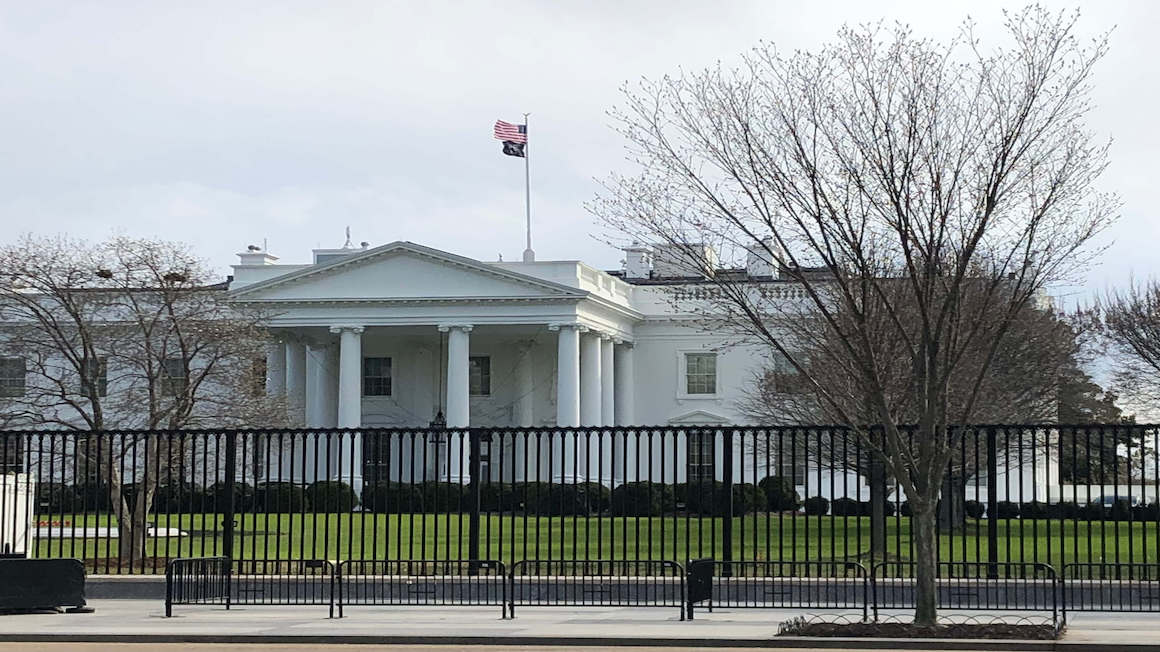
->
236, 245, 278, 266
623, 243, 652, 280
746, 237, 778, 279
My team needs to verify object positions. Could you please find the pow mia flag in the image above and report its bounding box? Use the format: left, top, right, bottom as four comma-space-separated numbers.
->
493, 120, 528, 158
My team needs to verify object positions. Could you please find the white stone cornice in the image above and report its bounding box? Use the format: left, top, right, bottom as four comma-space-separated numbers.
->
328, 325, 365, 334
437, 323, 474, 333
547, 322, 579, 331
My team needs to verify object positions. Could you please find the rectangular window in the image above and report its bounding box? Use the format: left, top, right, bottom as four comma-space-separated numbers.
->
687, 430, 716, 483
363, 357, 392, 396
161, 357, 188, 396
0, 357, 27, 398
469, 356, 491, 396
81, 357, 108, 398
685, 352, 717, 395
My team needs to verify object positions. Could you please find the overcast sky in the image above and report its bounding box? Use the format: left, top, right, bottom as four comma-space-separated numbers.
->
0, 1, 1154, 302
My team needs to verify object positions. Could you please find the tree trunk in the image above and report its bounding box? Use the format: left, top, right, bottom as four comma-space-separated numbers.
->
911, 502, 940, 626
869, 458, 887, 560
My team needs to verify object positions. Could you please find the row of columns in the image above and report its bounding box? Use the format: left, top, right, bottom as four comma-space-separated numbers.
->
551, 324, 634, 428
266, 323, 636, 430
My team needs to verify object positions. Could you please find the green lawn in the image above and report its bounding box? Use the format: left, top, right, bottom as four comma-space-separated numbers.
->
33, 512, 1160, 573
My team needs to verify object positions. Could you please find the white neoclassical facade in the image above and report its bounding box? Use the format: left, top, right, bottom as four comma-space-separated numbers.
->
232, 240, 768, 435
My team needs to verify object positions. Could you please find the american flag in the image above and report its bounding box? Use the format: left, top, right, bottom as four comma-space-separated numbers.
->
493, 120, 527, 143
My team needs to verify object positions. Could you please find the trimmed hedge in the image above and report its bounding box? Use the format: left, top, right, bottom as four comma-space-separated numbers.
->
361, 482, 420, 513
255, 482, 309, 513
306, 481, 358, 512
611, 482, 675, 516
758, 475, 800, 512
36, 483, 79, 513
830, 497, 861, 517
677, 481, 763, 516
209, 481, 254, 513
154, 482, 208, 513
803, 496, 829, 516
965, 500, 985, 519
995, 501, 1021, 519
1020, 502, 1047, 520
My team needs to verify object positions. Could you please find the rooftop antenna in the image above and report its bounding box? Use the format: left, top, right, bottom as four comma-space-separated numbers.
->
342, 226, 353, 249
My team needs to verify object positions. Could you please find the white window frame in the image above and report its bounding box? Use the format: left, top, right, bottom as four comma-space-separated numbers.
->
469, 355, 491, 397
362, 356, 392, 397
677, 350, 719, 399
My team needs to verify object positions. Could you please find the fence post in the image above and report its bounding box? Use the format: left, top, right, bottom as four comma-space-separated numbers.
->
468, 429, 482, 574
721, 429, 733, 577
986, 427, 999, 580
222, 431, 237, 607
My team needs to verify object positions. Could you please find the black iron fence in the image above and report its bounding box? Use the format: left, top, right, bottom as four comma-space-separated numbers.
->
1, 424, 1158, 613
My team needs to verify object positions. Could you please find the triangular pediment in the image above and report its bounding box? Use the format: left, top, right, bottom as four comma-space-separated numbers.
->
229, 241, 585, 303
668, 410, 729, 425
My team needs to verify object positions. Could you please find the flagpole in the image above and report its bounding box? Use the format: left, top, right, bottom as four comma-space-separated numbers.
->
522, 112, 534, 262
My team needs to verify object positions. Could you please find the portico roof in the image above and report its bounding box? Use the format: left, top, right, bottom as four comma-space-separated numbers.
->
228, 241, 588, 304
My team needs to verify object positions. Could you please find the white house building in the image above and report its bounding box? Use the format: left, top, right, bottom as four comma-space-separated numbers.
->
231, 239, 766, 434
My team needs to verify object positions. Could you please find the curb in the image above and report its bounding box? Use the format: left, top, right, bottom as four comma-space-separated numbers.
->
0, 633, 1158, 650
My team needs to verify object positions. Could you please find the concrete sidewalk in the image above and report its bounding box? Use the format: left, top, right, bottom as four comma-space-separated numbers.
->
0, 601, 1157, 649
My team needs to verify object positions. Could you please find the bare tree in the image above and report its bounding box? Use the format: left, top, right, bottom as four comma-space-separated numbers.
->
1095, 280, 1160, 412
0, 234, 285, 563
594, 8, 1115, 624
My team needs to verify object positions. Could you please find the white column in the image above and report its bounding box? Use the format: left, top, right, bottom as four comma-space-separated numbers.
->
514, 341, 534, 427
305, 342, 328, 429
330, 325, 364, 491
600, 336, 615, 427
331, 326, 364, 428
552, 324, 580, 427
439, 324, 472, 428
580, 331, 602, 427
614, 341, 635, 484
614, 342, 635, 426
323, 343, 339, 428
265, 339, 286, 396
285, 340, 307, 424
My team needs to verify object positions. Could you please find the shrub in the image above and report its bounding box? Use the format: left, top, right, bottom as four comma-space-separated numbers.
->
361, 482, 420, 513
306, 481, 358, 512
540, 482, 611, 516
417, 482, 466, 512
881, 500, 897, 517
479, 482, 514, 512
900, 501, 912, 517
732, 483, 765, 515
209, 481, 254, 513
964, 500, 985, 519
73, 482, 113, 512
154, 482, 208, 513
36, 483, 79, 513
681, 481, 762, 516
803, 496, 829, 516
1047, 501, 1080, 519
758, 475, 800, 512
1134, 503, 1159, 520
830, 497, 862, 517
1020, 502, 1047, 520
1110, 498, 1133, 522
995, 501, 1021, 519
512, 482, 553, 512
255, 482, 309, 513
1081, 502, 1107, 520
611, 482, 674, 516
